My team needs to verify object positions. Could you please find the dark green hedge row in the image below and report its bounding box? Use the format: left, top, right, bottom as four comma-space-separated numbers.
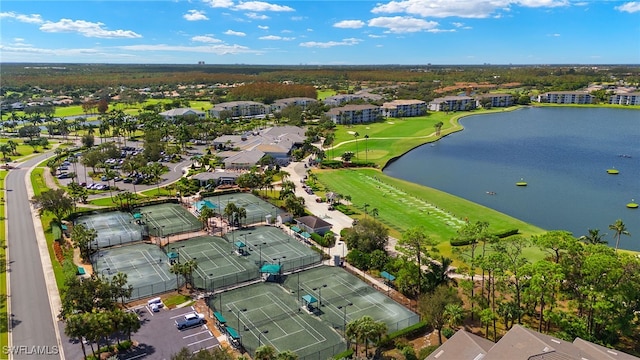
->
379, 321, 428, 347
450, 229, 519, 246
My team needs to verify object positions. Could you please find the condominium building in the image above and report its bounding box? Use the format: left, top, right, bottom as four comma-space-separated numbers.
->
428, 96, 476, 112
476, 93, 515, 108
610, 92, 640, 105
158, 108, 206, 122
270, 97, 318, 112
209, 101, 269, 119
538, 91, 594, 104
326, 104, 381, 124
380, 99, 427, 117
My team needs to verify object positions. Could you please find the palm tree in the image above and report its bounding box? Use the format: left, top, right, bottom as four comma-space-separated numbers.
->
443, 303, 466, 330
255, 345, 277, 360
353, 132, 360, 159
0, 144, 12, 166
364, 134, 369, 163
608, 219, 630, 251
580, 228, 607, 244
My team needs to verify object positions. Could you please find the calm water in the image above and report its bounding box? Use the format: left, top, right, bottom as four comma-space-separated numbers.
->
384, 107, 640, 251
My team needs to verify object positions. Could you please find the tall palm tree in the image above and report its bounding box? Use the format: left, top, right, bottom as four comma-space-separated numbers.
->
608, 219, 630, 251
353, 132, 360, 159
364, 134, 369, 163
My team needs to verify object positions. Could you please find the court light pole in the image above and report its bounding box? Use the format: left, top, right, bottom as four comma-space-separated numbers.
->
257, 329, 269, 348
313, 284, 327, 307
337, 302, 353, 333
258, 242, 266, 267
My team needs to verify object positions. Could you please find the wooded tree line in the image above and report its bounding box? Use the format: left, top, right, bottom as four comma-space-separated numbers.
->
2, 64, 638, 94
342, 217, 639, 352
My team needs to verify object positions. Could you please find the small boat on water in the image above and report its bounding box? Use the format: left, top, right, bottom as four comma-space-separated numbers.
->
486, 191, 496, 195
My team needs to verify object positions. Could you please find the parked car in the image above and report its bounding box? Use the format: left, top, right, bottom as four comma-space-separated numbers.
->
57, 173, 69, 179
175, 312, 205, 330
123, 178, 133, 183
101, 175, 109, 181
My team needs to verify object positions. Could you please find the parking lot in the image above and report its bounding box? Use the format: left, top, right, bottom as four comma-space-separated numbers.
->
59, 304, 220, 360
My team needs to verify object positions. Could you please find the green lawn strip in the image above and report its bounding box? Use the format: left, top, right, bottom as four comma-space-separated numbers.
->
314, 168, 546, 261
0, 171, 8, 351
328, 107, 520, 167
31, 167, 68, 291
162, 294, 194, 308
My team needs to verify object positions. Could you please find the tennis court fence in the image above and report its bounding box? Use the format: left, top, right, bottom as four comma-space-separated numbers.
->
128, 278, 182, 301
298, 343, 348, 360
92, 231, 145, 249
192, 269, 260, 291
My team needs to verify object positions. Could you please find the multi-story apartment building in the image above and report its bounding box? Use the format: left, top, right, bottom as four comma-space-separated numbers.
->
380, 99, 427, 117
610, 92, 640, 105
270, 97, 318, 112
428, 96, 476, 112
326, 104, 380, 124
159, 108, 207, 122
538, 91, 594, 104
209, 101, 269, 119
476, 93, 515, 108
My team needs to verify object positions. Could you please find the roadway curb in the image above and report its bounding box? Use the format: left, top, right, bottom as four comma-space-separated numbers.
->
25, 161, 65, 360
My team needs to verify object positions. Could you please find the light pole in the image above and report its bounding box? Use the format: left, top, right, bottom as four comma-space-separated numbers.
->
337, 302, 353, 333
313, 284, 327, 307
257, 329, 269, 348
257, 242, 266, 267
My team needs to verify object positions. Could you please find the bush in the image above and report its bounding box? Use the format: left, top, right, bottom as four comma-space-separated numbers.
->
319, 160, 344, 169
117, 340, 133, 351
450, 238, 473, 246
441, 327, 455, 339
418, 345, 440, 359
382, 321, 428, 346
494, 229, 519, 238
333, 348, 354, 360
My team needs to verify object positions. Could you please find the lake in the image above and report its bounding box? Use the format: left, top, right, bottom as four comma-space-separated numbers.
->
383, 107, 640, 251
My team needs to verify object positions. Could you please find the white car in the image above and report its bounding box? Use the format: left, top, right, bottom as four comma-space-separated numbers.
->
175, 312, 205, 330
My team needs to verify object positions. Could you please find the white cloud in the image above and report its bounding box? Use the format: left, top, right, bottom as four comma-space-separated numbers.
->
203, 0, 235, 8
40, 19, 142, 39
234, 1, 294, 12
368, 34, 386, 38
184, 10, 209, 21
258, 25, 269, 30
452, 22, 464, 27
333, 20, 366, 29
299, 38, 362, 48
371, 0, 568, 19
291, 16, 305, 21
246, 12, 269, 20
616, 2, 640, 13
368, 16, 438, 33
0, 12, 44, 24
307, 28, 314, 32
118, 43, 260, 55
0, 44, 101, 56
224, 29, 246, 36
192, 35, 223, 43
259, 35, 294, 40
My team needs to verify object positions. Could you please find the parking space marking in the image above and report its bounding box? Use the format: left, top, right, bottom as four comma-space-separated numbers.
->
170, 307, 197, 319
194, 344, 220, 353
188, 338, 216, 347
183, 329, 211, 339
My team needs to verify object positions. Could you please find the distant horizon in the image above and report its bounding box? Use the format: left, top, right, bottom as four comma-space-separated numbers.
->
2, 62, 639, 67
1, 1, 639, 65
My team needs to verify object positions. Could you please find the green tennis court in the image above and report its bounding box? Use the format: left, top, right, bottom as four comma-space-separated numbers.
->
231, 226, 322, 272
75, 211, 144, 248
172, 235, 260, 290
92, 243, 178, 300
217, 282, 346, 359
136, 203, 202, 237
205, 193, 283, 225
283, 266, 420, 333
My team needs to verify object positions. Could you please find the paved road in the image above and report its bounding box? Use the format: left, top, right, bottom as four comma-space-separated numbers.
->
6, 154, 62, 360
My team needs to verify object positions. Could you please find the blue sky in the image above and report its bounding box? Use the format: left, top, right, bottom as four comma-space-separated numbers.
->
1, 0, 639, 65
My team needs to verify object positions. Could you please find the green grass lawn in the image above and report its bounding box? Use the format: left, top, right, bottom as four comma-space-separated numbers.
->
328, 107, 519, 167
0, 170, 7, 353
314, 168, 546, 261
